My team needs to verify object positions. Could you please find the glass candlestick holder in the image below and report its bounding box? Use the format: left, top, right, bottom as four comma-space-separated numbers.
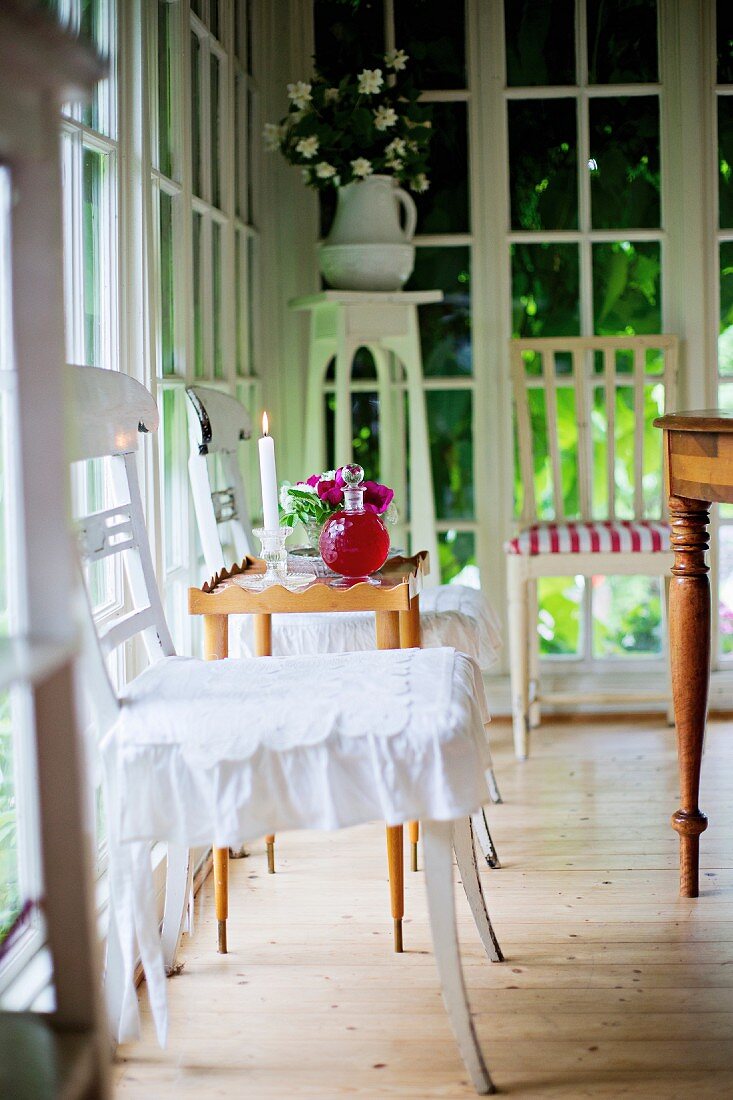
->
234, 526, 316, 591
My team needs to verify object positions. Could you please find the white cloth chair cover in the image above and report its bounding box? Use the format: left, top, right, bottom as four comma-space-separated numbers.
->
103, 647, 493, 1046
235, 584, 503, 669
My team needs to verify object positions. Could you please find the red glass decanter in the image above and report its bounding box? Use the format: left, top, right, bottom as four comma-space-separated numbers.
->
319, 464, 390, 584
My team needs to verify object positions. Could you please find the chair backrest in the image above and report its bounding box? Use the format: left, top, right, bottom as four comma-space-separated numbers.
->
69, 365, 174, 707
185, 385, 255, 575
509, 335, 679, 526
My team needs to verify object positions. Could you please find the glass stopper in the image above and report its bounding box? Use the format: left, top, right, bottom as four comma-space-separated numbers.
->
342, 463, 364, 487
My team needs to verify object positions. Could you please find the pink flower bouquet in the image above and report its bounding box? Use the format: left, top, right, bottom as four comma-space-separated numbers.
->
280, 467, 396, 529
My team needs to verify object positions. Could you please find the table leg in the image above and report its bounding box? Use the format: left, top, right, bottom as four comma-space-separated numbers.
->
400, 601, 422, 872
376, 609, 405, 951
204, 614, 230, 951
253, 613, 277, 874
668, 495, 710, 897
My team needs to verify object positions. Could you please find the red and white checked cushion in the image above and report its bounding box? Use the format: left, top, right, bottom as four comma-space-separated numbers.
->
505, 520, 670, 556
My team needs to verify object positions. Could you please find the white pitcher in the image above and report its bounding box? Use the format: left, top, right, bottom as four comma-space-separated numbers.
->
318, 174, 418, 291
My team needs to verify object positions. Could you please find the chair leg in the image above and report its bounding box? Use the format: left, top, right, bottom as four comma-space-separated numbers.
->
471, 808, 501, 870
454, 817, 503, 962
213, 846, 229, 953
422, 820, 495, 1095
161, 844, 192, 974
485, 764, 502, 805
528, 578, 541, 729
386, 824, 404, 952
409, 821, 419, 871
266, 834, 276, 874
507, 556, 530, 760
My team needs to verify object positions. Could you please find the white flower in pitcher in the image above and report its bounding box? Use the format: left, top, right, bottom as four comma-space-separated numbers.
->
373, 105, 397, 131
301, 167, 312, 183
262, 123, 284, 152
385, 137, 407, 160
279, 483, 294, 510
358, 68, 383, 95
324, 87, 340, 104
385, 48, 409, 71
296, 135, 319, 159
410, 173, 430, 193
287, 81, 312, 109
351, 157, 373, 178
316, 161, 336, 179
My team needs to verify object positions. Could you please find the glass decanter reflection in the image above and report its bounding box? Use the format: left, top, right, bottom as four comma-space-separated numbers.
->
319, 464, 390, 584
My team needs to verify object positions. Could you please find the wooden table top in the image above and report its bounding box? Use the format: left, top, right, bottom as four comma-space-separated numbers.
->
188, 552, 429, 616
655, 410, 733, 433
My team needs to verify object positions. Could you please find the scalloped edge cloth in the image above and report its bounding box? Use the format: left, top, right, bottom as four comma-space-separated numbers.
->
235, 583, 503, 668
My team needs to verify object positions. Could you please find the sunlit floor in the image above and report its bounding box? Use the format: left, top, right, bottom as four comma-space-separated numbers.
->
114, 714, 733, 1098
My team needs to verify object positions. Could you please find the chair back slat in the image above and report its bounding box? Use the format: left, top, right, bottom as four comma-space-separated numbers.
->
509, 335, 679, 526
603, 348, 616, 522
509, 343, 537, 526
98, 606, 159, 657
186, 386, 255, 576
571, 348, 592, 520
541, 352, 564, 521
633, 346, 646, 518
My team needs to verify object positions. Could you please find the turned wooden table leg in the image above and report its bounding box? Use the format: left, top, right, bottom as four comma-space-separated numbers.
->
204, 613, 231, 950
376, 609, 405, 951
253, 613, 277, 874
668, 495, 710, 898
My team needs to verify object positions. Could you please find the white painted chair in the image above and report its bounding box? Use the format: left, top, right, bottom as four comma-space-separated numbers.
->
506, 335, 678, 760
73, 365, 504, 1093
186, 384, 504, 873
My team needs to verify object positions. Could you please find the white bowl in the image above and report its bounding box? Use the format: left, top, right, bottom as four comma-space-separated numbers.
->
318, 242, 415, 292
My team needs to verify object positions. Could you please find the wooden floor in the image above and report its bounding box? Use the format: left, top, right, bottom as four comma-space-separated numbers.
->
114, 715, 733, 1098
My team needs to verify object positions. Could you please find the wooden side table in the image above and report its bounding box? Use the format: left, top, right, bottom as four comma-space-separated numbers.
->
188, 552, 428, 953
290, 290, 442, 572
655, 410, 733, 897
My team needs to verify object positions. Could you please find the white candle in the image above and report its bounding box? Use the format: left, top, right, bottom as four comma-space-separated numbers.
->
258, 411, 280, 530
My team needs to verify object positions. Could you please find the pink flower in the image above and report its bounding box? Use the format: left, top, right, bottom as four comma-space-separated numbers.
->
316, 478, 343, 506
363, 480, 394, 514
303, 474, 320, 487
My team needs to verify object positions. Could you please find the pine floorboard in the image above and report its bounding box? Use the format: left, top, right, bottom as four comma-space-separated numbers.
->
114, 715, 733, 1098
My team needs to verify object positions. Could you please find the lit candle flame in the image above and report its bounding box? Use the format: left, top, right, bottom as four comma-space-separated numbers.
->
262, 411, 269, 437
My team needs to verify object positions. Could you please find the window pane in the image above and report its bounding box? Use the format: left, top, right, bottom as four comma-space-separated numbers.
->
162, 389, 184, 572
235, 230, 248, 376
590, 97, 660, 230
719, 97, 733, 229
406, 247, 471, 376
80, 0, 109, 134
212, 220, 223, 378
191, 32, 202, 197
314, 0, 385, 74
505, 0, 575, 87
717, 0, 733, 84
587, 0, 658, 84
235, 75, 248, 222
351, 389, 380, 480
159, 191, 176, 375
592, 241, 661, 335
538, 576, 584, 656
82, 147, 103, 367
720, 242, 733, 376
413, 102, 468, 234
428, 391, 473, 519
0, 691, 19, 938
508, 99, 577, 230
592, 574, 662, 658
395, 0, 466, 90
210, 0, 221, 40
511, 243, 580, 337
247, 234, 257, 374
157, 0, 174, 179
192, 212, 204, 378
211, 55, 222, 208
438, 530, 479, 587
